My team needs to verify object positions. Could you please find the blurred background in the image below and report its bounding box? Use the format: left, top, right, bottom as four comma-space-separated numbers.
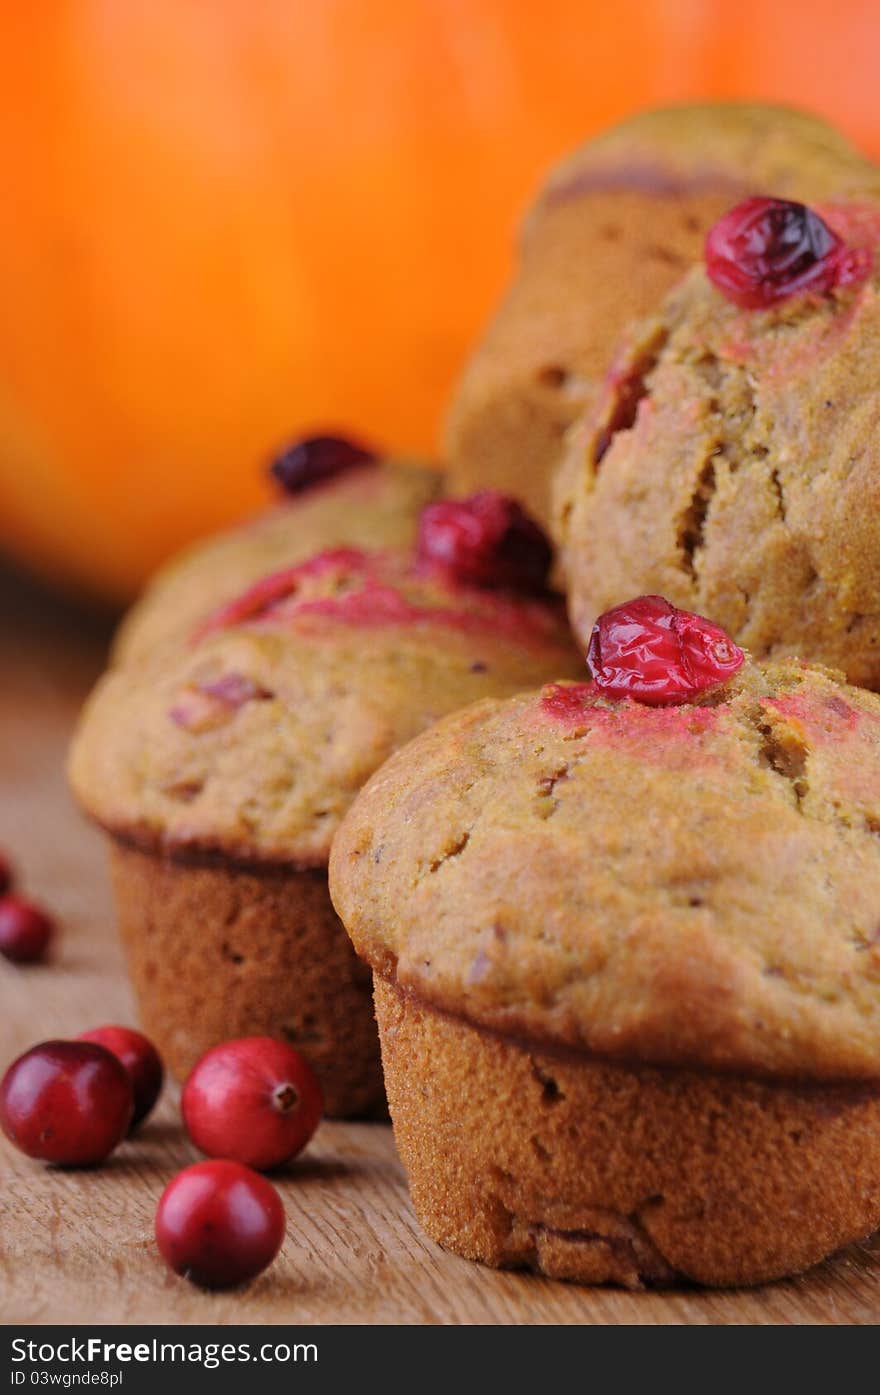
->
1, 0, 879, 607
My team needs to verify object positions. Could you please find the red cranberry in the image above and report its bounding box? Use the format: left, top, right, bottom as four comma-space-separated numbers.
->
0, 1041, 133, 1165
0, 896, 54, 964
77, 1026, 164, 1128
0, 851, 13, 896
269, 434, 377, 494
705, 197, 870, 308
182, 1037, 323, 1172
587, 595, 744, 705
155, 1160, 285, 1288
417, 491, 553, 592
169, 673, 273, 733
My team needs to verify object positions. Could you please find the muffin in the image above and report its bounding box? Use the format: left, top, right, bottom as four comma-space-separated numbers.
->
113, 436, 443, 664
446, 103, 880, 527
69, 490, 582, 1117
555, 195, 880, 689
330, 595, 880, 1284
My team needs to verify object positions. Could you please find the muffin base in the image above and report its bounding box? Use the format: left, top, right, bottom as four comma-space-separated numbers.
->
375, 978, 880, 1287
109, 842, 384, 1118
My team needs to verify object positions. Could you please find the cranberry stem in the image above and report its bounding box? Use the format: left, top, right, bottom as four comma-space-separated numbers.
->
272, 1082, 299, 1115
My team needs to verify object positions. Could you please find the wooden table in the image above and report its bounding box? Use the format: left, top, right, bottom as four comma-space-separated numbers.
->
2, 562, 879, 1326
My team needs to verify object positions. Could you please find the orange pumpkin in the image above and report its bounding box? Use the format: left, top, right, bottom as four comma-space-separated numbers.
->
0, 1, 878, 599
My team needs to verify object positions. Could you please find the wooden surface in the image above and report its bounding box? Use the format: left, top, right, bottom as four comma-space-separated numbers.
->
2, 564, 880, 1326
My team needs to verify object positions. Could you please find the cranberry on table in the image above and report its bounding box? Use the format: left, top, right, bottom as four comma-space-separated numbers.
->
77, 1025, 164, 1128
182, 1037, 323, 1172
0, 1040, 133, 1166
587, 595, 744, 705
156, 1160, 285, 1289
705, 197, 871, 308
0, 895, 54, 964
269, 433, 377, 494
417, 491, 553, 593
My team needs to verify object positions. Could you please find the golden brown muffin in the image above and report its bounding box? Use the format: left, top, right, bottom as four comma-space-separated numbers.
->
330, 640, 880, 1283
555, 198, 880, 689
114, 456, 442, 665
446, 103, 880, 527
70, 493, 582, 1116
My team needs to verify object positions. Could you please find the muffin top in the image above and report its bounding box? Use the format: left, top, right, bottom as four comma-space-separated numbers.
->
555, 197, 880, 687
330, 602, 880, 1081
540, 103, 880, 213
70, 494, 581, 867
113, 454, 443, 664
445, 105, 879, 528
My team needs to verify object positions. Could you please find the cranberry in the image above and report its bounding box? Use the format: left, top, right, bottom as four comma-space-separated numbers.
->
417, 491, 553, 592
705, 197, 871, 308
170, 673, 273, 732
77, 1026, 164, 1128
0, 896, 54, 964
0, 1041, 133, 1165
587, 595, 744, 705
269, 434, 377, 494
182, 1037, 322, 1172
155, 1160, 285, 1288
0, 851, 13, 896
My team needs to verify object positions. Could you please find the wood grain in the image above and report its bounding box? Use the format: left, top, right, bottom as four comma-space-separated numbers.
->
1, 562, 879, 1325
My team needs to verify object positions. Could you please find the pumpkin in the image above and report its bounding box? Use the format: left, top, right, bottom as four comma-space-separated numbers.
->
0, 0, 878, 599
